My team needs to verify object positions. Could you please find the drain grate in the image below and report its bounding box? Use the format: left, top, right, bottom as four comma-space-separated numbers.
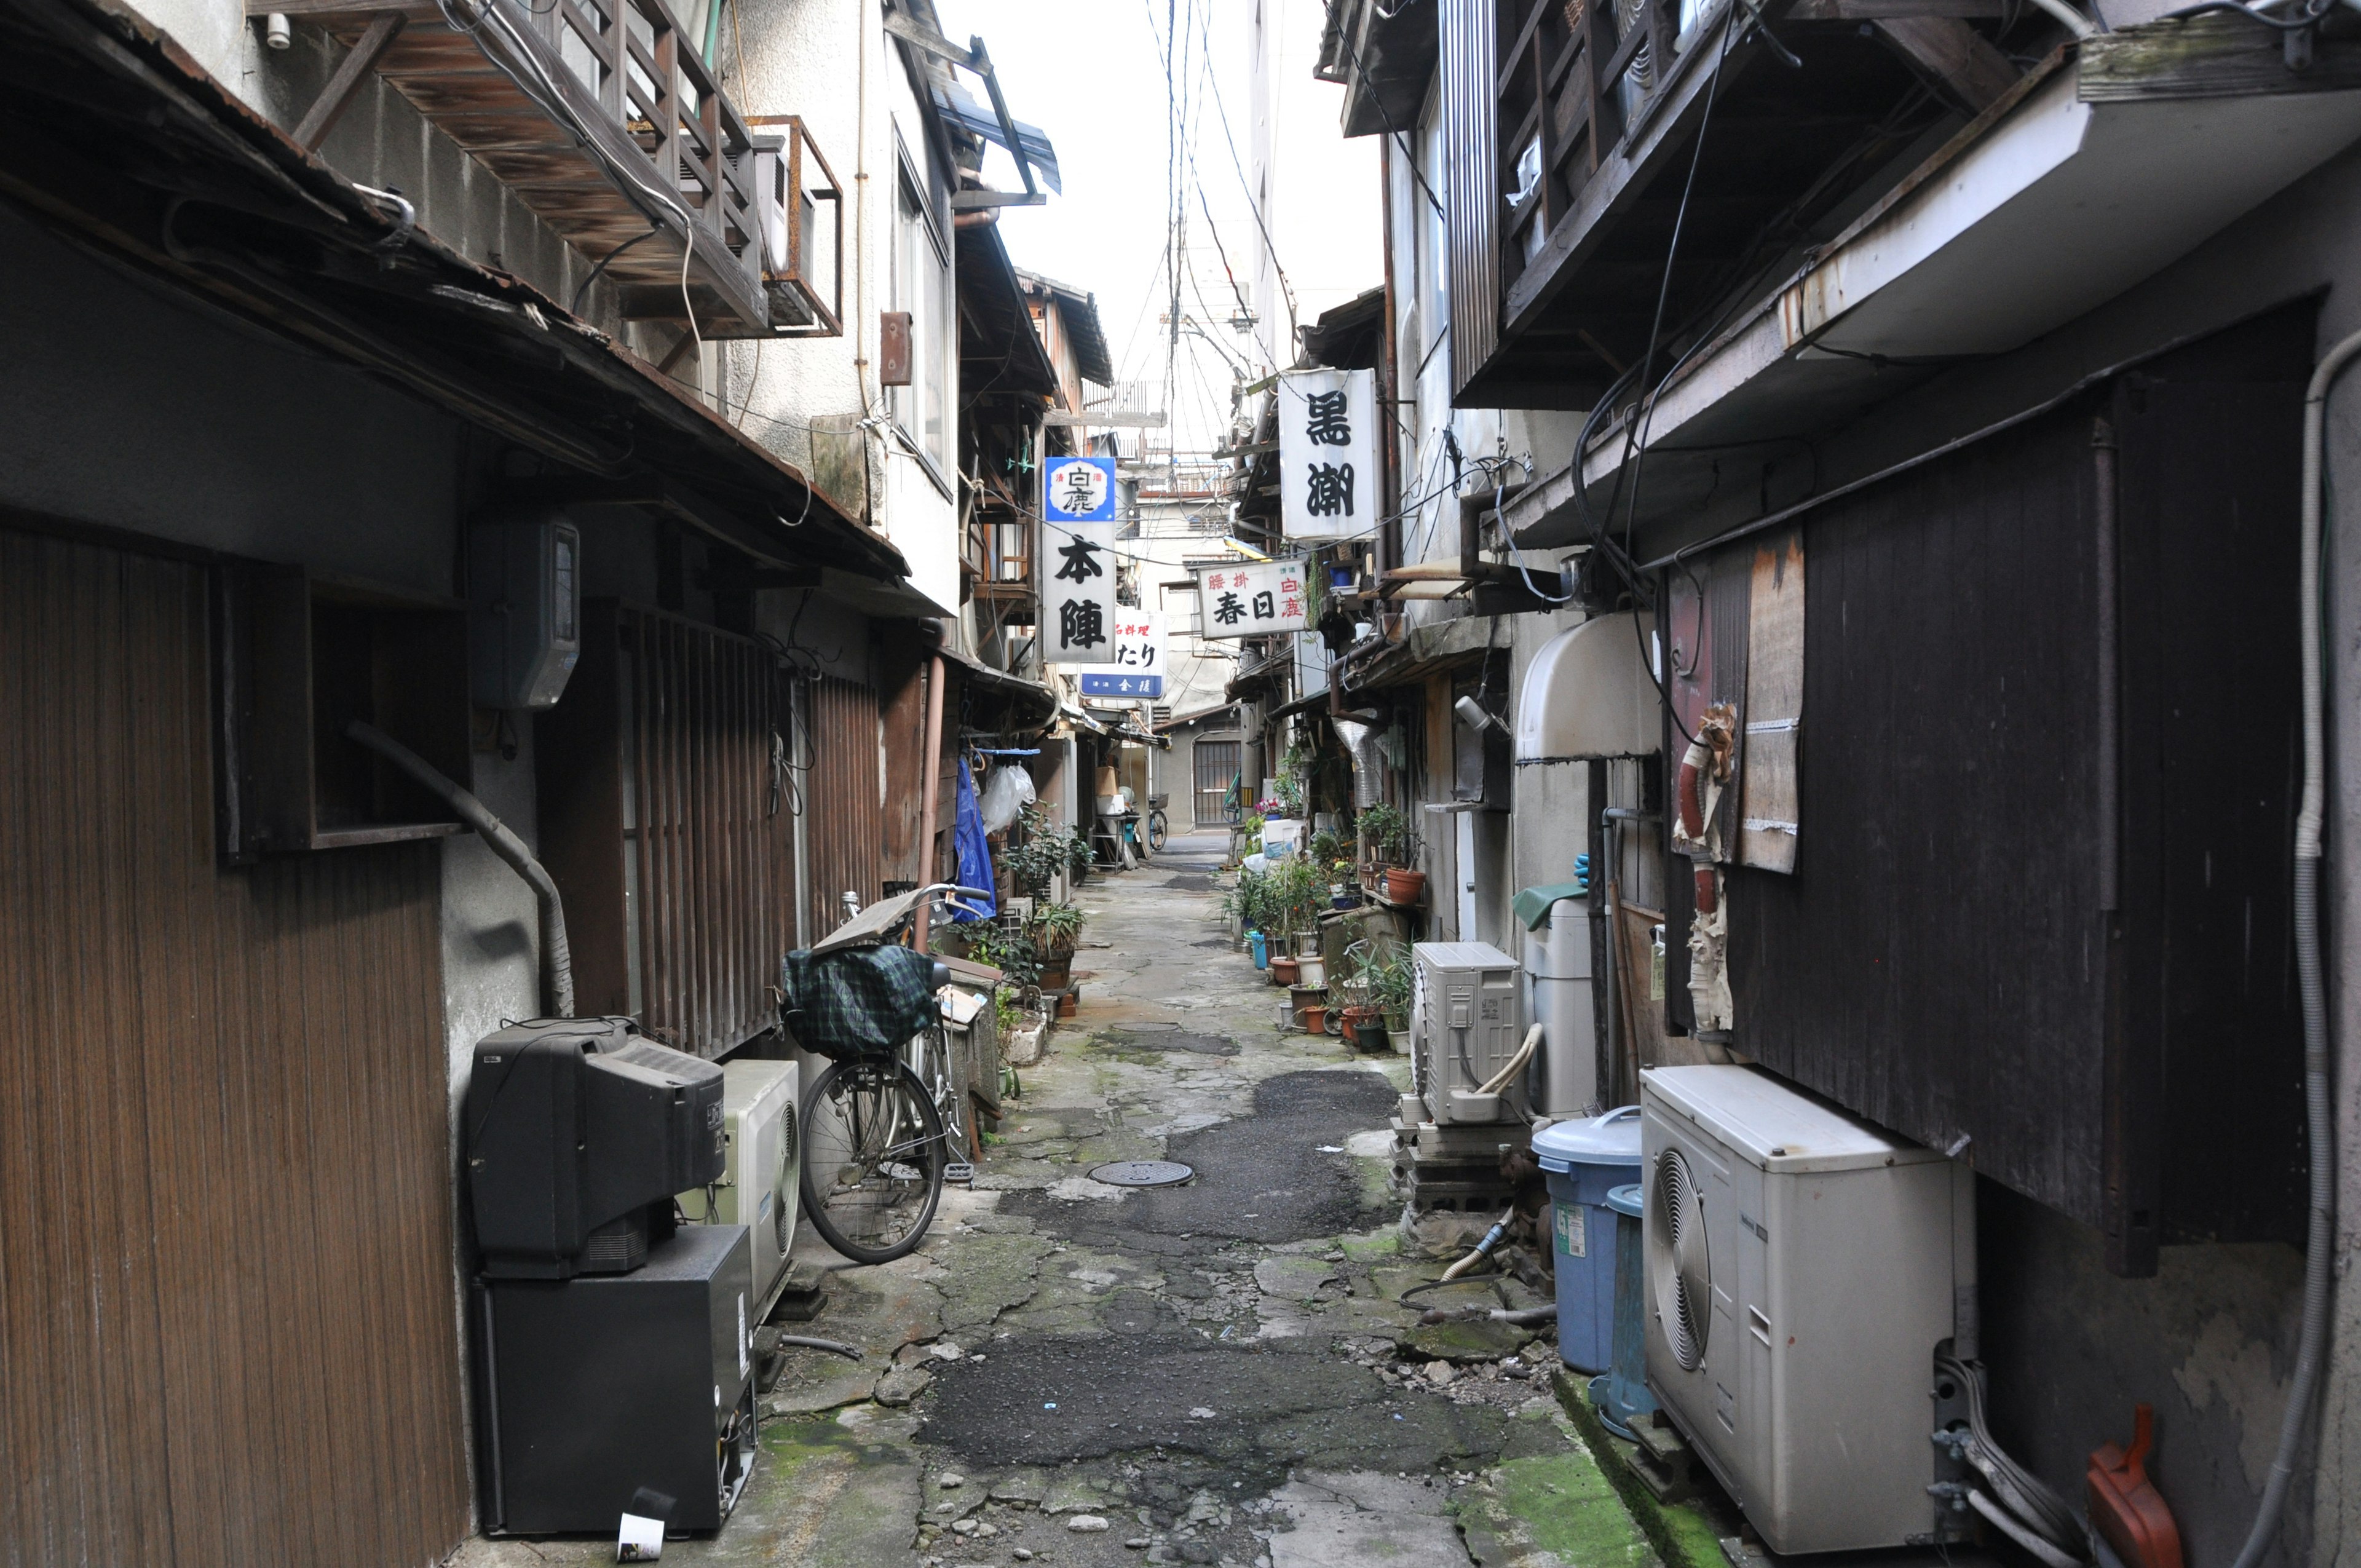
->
1088, 1160, 1196, 1189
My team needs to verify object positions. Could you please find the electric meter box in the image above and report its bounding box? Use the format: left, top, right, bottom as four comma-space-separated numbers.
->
470, 512, 582, 710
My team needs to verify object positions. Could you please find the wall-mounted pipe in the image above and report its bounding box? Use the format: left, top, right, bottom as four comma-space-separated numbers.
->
346, 721, 574, 1017
2223, 320, 2361, 1568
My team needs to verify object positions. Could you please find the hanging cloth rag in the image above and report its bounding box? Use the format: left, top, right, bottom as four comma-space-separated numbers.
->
952, 759, 997, 923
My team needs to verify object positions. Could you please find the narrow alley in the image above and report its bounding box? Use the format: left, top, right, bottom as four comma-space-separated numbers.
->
460, 839, 1658, 1568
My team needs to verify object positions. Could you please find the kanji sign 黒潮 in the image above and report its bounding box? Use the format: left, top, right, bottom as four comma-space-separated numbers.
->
1195, 561, 1308, 640
1277, 368, 1375, 541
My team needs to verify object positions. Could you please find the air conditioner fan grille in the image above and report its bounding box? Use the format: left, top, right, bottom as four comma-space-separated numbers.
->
1648, 1147, 1711, 1371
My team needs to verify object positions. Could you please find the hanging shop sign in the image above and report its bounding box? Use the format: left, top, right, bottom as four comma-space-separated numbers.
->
1277, 368, 1376, 541
1078, 611, 1167, 699
1196, 560, 1308, 639
1043, 455, 1120, 665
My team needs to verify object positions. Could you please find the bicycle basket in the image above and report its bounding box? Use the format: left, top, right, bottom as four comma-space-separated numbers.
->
778, 944, 938, 1061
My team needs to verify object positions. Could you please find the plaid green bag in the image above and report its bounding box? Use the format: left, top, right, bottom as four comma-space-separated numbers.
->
778, 945, 938, 1060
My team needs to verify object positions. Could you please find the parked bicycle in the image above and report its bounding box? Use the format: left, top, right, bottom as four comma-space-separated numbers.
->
778, 882, 989, 1264
1145, 792, 1169, 853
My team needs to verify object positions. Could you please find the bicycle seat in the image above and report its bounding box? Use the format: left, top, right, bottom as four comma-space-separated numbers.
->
931, 960, 951, 991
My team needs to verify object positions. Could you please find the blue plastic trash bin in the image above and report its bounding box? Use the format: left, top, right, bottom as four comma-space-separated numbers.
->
1532, 1106, 1643, 1374
1249, 930, 1268, 968
1591, 1182, 1660, 1438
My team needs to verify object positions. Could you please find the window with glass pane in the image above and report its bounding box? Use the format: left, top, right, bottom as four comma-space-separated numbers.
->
894, 166, 951, 474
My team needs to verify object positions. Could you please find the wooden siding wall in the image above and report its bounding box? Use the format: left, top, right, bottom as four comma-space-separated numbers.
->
0, 527, 468, 1567
1441, 0, 1499, 402
805, 675, 884, 940
1723, 307, 2309, 1258
539, 603, 793, 1057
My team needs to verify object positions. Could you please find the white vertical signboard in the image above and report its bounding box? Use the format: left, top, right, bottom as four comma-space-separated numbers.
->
1078, 611, 1168, 700
1195, 560, 1310, 639
1042, 454, 1119, 665
1277, 368, 1376, 541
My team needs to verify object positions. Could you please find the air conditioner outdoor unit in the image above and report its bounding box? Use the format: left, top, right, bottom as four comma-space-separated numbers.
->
679, 1059, 801, 1315
1412, 942, 1523, 1123
1642, 1065, 1970, 1554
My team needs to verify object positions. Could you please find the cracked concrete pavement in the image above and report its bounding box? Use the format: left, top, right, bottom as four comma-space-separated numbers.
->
450, 831, 1651, 1568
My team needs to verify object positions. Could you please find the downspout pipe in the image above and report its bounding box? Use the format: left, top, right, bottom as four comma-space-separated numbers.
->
2226, 324, 2361, 1568
346, 721, 575, 1018
912, 624, 949, 952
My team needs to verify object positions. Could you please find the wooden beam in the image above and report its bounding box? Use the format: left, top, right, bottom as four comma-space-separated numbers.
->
1043, 409, 1167, 429
293, 10, 405, 151
2079, 12, 2361, 100
1787, 0, 2003, 15
951, 189, 1048, 210
1873, 15, 2020, 113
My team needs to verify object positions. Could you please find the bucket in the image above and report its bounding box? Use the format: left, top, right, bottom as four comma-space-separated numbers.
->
1591, 1183, 1659, 1439
1532, 1106, 1642, 1374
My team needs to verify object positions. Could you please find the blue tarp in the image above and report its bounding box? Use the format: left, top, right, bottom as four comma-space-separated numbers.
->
952, 759, 996, 924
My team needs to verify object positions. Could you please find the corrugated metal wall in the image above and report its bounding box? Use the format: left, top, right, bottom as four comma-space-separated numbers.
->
0, 526, 469, 1567
1441, 0, 1499, 400
805, 675, 884, 941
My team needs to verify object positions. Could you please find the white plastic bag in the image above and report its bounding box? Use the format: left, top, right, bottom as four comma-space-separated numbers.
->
978, 761, 1035, 834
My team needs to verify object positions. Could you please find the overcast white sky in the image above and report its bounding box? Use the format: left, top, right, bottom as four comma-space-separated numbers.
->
931, 0, 1272, 456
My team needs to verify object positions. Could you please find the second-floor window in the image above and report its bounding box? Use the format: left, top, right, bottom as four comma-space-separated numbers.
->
893, 152, 951, 483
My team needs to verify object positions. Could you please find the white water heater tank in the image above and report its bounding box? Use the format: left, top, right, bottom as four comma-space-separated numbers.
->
1523, 897, 1596, 1116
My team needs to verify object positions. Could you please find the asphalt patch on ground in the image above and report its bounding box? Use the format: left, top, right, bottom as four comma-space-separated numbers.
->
916, 1329, 1511, 1480
1005, 1069, 1395, 1248
1098, 1028, 1239, 1056
1159, 873, 1217, 892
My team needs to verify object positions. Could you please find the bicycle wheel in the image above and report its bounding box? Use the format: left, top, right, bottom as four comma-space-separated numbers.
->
907, 1019, 967, 1157
1147, 810, 1169, 852
799, 1058, 946, 1264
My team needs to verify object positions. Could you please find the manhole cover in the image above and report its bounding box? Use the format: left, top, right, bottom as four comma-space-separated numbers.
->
1089, 1160, 1196, 1189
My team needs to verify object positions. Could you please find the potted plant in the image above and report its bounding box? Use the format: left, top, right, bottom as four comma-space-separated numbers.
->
1380, 826, 1426, 905
1339, 939, 1386, 1048
1030, 901, 1086, 991
1369, 946, 1415, 1053
1358, 803, 1406, 870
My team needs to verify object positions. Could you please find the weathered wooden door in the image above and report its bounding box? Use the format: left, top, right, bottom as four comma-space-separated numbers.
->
0, 525, 470, 1567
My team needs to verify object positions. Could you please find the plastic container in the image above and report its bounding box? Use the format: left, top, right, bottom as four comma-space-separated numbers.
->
1593, 1183, 1659, 1438
1249, 930, 1268, 968
1532, 1106, 1643, 1374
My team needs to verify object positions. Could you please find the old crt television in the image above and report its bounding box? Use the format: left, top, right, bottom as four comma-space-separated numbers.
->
467, 1017, 725, 1279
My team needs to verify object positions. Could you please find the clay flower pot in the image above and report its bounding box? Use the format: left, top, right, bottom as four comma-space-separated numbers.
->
1384, 868, 1428, 905
1270, 956, 1301, 986
1301, 1005, 1328, 1035
1341, 1005, 1383, 1047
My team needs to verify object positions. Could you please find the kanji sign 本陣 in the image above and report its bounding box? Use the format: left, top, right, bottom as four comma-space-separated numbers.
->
1078, 611, 1166, 699
1042, 455, 1120, 665
1276, 368, 1375, 542
1195, 561, 1309, 640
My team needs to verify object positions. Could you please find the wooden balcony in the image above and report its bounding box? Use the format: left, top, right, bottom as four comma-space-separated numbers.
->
1443, 0, 2025, 407
261, 0, 783, 337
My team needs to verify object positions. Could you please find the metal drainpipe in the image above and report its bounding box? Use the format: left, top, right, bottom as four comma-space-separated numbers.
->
2223, 320, 2361, 1568
1601, 806, 1657, 1105
345, 721, 574, 1018
912, 625, 949, 952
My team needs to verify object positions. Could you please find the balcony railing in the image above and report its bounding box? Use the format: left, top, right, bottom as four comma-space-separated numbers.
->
263, 0, 840, 340
1445, 0, 2023, 408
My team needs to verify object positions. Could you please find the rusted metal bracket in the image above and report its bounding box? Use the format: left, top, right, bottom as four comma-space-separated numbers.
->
292, 10, 405, 151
